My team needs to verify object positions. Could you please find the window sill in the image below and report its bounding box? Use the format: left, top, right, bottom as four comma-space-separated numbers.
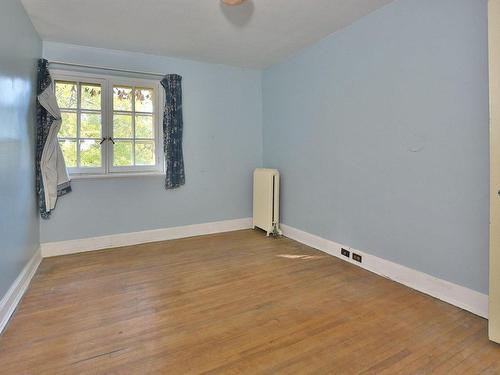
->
70, 172, 164, 180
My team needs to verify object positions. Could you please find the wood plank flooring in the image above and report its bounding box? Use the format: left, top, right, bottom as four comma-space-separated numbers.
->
0, 229, 499, 374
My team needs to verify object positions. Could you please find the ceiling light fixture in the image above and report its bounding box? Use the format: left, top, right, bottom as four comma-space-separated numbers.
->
221, 0, 246, 5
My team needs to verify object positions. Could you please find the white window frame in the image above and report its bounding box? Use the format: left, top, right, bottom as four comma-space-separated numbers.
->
51, 69, 164, 178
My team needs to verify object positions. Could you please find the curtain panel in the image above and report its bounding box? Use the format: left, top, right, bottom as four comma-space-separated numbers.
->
36, 59, 71, 218
161, 74, 185, 189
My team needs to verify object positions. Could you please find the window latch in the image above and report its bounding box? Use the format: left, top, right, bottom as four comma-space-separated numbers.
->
100, 137, 116, 144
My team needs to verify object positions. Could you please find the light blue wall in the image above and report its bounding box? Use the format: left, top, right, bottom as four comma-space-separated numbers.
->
41, 42, 263, 242
0, 0, 41, 297
262, 0, 489, 293
40, 0, 489, 295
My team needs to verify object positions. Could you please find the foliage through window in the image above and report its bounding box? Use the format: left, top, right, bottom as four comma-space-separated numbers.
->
112, 86, 156, 167
56, 81, 103, 169
54, 72, 162, 176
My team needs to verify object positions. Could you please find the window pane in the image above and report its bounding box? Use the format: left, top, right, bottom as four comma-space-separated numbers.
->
81, 84, 101, 110
81, 113, 101, 138
55, 81, 77, 109
59, 140, 76, 167
113, 86, 132, 111
59, 112, 77, 138
113, 114, 133, 138
113, 141, 133, 166
80, 139, 101, 167
135, 88, 153, 112
135, 141, 155, 165
135, 115, 154, 138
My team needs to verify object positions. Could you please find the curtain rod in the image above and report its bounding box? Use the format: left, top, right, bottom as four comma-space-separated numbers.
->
48, 60, 166, 78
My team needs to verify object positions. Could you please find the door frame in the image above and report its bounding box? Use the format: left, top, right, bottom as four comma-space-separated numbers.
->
489, 0, 500, 343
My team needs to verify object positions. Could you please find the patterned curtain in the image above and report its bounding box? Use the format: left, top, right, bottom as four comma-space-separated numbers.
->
36, 59, 71, 218
161, 74, 185, 189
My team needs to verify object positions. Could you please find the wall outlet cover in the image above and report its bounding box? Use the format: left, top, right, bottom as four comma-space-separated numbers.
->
352, 253, 362, 263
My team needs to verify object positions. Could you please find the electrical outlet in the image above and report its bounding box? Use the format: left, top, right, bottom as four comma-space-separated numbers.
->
352, 253, 362, 263
341, 248, 350, 258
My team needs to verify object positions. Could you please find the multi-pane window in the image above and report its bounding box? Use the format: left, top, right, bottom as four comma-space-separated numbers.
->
56, 81, 103, 170
53, 72, 162, 176
112, 86, 156, 168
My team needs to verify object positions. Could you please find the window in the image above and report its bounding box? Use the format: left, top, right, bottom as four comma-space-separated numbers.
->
53, 71, 163, 176
112, 86, 156, 169
56, 80, 104, 172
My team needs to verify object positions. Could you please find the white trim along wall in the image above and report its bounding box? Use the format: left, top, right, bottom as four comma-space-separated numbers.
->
42, 220, 488, 318
1, 218, 488, 336
281, 224, 488, 319
0, 248, 42, 334
1, 218, 253, 334
41, 218, 253, 257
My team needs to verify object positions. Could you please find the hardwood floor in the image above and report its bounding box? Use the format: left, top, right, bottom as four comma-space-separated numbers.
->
0, 229, 499, 374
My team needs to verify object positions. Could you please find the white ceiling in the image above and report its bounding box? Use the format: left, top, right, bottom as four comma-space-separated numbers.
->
21, 0, 393, 69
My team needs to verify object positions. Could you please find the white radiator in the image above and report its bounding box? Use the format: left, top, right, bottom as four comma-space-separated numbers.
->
253, 168, 281, 236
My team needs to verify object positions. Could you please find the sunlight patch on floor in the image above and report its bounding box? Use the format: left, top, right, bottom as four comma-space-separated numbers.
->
276, 254, 326, 260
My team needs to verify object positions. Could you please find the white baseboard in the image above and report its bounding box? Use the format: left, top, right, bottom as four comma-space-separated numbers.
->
281, 224, 488, 318
0, 247, 42, 334
41, 218, 253, 258
39, 219, 487, 318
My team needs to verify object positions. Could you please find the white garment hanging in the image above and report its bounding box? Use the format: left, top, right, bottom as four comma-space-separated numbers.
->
38, 81, 70, 212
